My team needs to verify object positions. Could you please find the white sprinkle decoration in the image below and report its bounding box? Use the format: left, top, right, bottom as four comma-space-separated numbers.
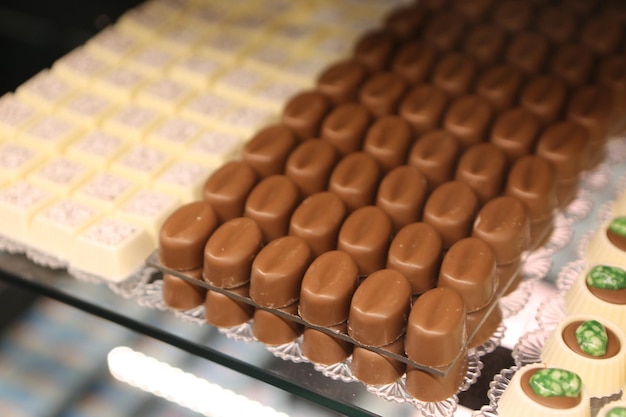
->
35, 158, 85, 185
80, 173, 133, 202
57, 48, 106, 76
66, 93, 110, 117
0, 96, 36, 128
27, 116, 73, 141
41, 199, 96, 227
0, 182, 49, 209
73, 131, 124, 157
0, 144, 37, 170
153, 118, 201, 143
144, 79, 188, 102
120, 190, 176, 217
112, 105, 158, 129
22, 71, 71, 102
118, 145, 167, 173
159, 162, 209, 186
190, 131, 239, 156
83, 218, 137, 246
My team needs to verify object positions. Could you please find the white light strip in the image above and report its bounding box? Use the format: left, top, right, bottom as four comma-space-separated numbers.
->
107, 346, 290, 417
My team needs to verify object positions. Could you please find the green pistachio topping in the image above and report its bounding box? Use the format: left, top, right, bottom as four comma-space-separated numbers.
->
607, 407, 626, 417
575, 320, 608, 357
609, 216, 626, 237
529, 368, 582, 398
586, 265, 626, 290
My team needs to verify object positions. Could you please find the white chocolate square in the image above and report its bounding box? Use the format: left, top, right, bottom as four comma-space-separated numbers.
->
135, 77, 195, 113
199, 30, 254, 63
19, 114, 85, 154
109, 144, 172, 185
157, 24, 208, 53
0, 181, 57, 245
51, 46, 109, 87
166, 53, 225, 90
124, 45, 182, 78
72, 172, 137, 212
0, 94, 40, 140
70, 216, 154, 282
116, 2, 177, 40
65, 130, 129, 170
29, 198, 103, 261
252, 78, 301, 111
183, 129, 242, 167
116, 189, 180, 244
0, 143, 47, 182
186, 3, 233, 27
219, 103, 276, 137
178, 91, 233, 127
145, 116, 203, 154
86, 26, 143, 64
27, 157, 94, 196
15, 70, 75, 112
91, 67, 149, 102
151, 160, 213, 203
101, 103, 162, 142
57, 92, 117, 128
211, 67, 265, 101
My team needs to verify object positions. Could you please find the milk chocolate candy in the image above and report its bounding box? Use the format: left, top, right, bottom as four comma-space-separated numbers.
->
505, 31, 550, 75
383, 3, 428, 40
466, 296, 502, 348
387, 222, 443, 294
284, 139, 338, 198
443, 95, 493, 150
408, 129, 461, 190
359, 72, 408, 117
204, 285, 254, 328
249, 235, 311, 308
299, 250, 359, 326
491, 0, 533, 32
252, 302, 302, 346
376, 165, 428, 232
202, 161, 257, 222
281, 90, 331, 141
550, 43, 594, 88
535, 121, 590, 182
351, 337, 406, 386
580, 14, 624, 56
244, 175, 299, 242
431, 52, 478, 98
405, 350, 468, 402
353, 28, 396, 73
316, 59, 368, 105
405, 286, 466, 366
520, 74, 568, 126
566, 85, 612, 169
399, 83, 448, 135
438, 237, 497, 312
348, 269, 411, 346
452, 0, 493, 21
162, 268, 205, 310
454, 142, 507, 206
422, 181, 479, 249
472, 196, 530, 265
423, 10, 466, 51
159, 201, 219, 270
497, 258, 523, 295
328, 152, 381, 213
475, 64, 523, 113
320, 102, 371, 156
289, 192, 346, 258
203, 217, 263, 289
337, 206, 392, 277
563, 0, 598, 15
489, 107, 541, 162
363, 115, 412, 174
462, 24, 507, 68
302, 323, 352, 365
391, 40, 437, 85
537, 6, 578, 45
242, 124, 297, 178
596, 55, 626, 136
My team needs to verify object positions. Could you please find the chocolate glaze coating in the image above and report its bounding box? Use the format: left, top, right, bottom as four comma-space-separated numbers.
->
387, 222, 443, 294
405, 351, 468, 402
423, 10, 466, 51
162, 268, 205, 310
537, 5, 578, 45
491, 0, 533, 32
376, 165, 428, 232
363, 115, 412, 173
408, 130, 461, 190
505, 155, 557, 220
563, 0, 598, 15
438, 237, 497, 312
348, 269, 411, 346
489, 107, 541, 162
405, 287, 467, 366
443, 95, 493, 150
463, 23, 507, 68
475, 64, 524, 113
455, 142, 507, 206
249, 235, 311, 308
359, 71, 408, 117
505, 31, 550, 75
453, 0, 494, 21
252, 302, 302, 346
328, 152, 381, 213
281, 90, 331, 141
391, 40, 437, 85
596, 54, 626, 136
203, 217, 263, 289
302, 323, 353, 365
520, 74, 568, 125
497, 258, 523, 295
550, 43, 594, 88
299, 250, 359, 326
472, 196, 530, 265
285, 139, 338, 198
399, 83, 448, 135
244, 175, 300, 242
581, 15, 623, 55
321, 102, 371, 156
353, 28, 396, 73
289, 192, 346, 258
316, 59, 368, 105
432, 52, 478, 98
204, 285, 254, 328
202, 160, 258, 223
535, 121, 590, 182
337, 206, 392, 277
242, 124, 298, 178
466, 295, 502, 348
159, 201, 219, 270
383, 3, 428, 40
351, 337, 406, 385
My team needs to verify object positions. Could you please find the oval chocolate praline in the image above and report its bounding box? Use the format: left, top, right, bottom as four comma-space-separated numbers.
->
537, 5, 578, 45
376, 165, 428, 232
352, 28, 396, 73
399, 83, 448, 135
535, 121, 590, 182
505, 31, 550, 75
520, 74, 568, 126
431, 52, 478, 98
284, 138, 338, 199
391, 39, 437, 85
347, 268, 412, 346
249, 235, 311, 308
505, 155, 557, 220
320, 102, 371, 156
452, 0, 494, 22
252, 302, 302, 346
358, 71, 408, 117
337, 205, 393, 277
387, 222, 443, 295
316, 59, 368, 105
299, 250, 359, 327
302, 323, 353, 365
383, 2, 428, 40
362, 115, 413, 174
550, 43, 594, 88
203, 217, 263, 289
489, 107, 541, 163
205, 285, 254, 328
443, 95, 493, 150
159, 201, 219, 270
463, 23, 507, 68
202, 160, 258, 223
454, 142, 507, 206
581, 14, 624, 55
162, 268, 205, 310
423, 10, 466, 52
281, 90, 331, 141
491, 0, 533, 32
242, 124, 298, 178
408, 129, 461, 191
327, 152, 381, 213
351, 337, 406, 386
475, 64, 524, 113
